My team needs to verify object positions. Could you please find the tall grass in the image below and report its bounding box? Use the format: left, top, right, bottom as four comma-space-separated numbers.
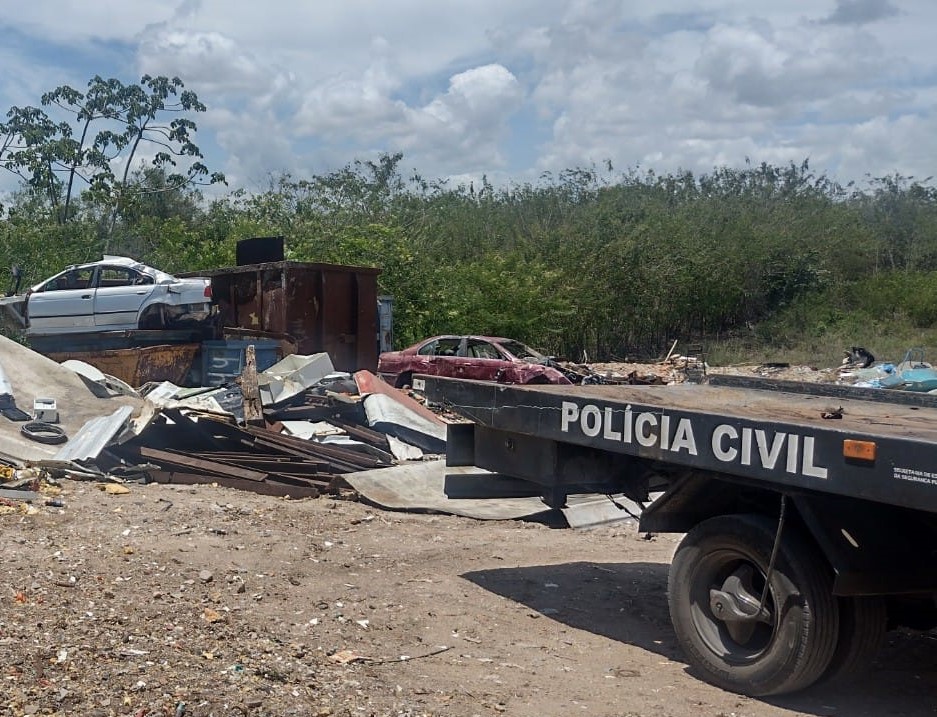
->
707, 274, 937, 368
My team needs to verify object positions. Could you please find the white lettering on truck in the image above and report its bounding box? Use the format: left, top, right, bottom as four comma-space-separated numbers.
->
560, 401, 827, 479
561, 402, 697, 456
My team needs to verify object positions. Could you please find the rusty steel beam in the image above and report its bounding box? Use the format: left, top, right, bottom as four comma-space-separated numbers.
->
148, 471, 320, 499
138, 446, 269, 482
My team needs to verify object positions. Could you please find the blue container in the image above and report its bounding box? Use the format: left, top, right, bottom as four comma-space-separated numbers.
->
200, 340, 280, 386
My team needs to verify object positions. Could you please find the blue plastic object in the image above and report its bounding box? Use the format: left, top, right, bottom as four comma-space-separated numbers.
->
201, 340, 279, 386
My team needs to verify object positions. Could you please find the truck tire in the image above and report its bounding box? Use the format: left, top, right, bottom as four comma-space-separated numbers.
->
819, 596, 887, 686
668, 514, 839, 696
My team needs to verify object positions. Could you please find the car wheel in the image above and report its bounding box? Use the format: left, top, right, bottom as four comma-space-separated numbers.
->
525, 375, 552, 385
138, 305, 166, 330
668, 513, 838, 696
395, 372, 413, 389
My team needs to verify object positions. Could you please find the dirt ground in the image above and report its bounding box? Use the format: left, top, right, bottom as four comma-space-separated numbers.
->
2, 480, 935, 717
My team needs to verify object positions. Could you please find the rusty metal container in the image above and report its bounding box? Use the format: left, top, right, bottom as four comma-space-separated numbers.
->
46, 343, 200, 387
199, 261, 381, 373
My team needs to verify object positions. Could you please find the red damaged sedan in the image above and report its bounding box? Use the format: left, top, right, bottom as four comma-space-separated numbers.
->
378, 335, 572, 387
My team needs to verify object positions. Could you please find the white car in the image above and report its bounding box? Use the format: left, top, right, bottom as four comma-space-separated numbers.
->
2, 256, 213, 335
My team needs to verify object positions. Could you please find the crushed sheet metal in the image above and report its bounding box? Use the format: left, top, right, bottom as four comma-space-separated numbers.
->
260, 353, 335, 406
317, 435, 395, 463
60, 360, 139, 398
386, 435, 423, 461
142, 382, 243, 419
128, 401, 158, 437
354, 370, 445, 426
362, 393, 446, 454
139, 380, 186, 406
561, 493, 652, 529
53, 406, 135, 462
345, 460, 552, 520
280, 420, 345, 440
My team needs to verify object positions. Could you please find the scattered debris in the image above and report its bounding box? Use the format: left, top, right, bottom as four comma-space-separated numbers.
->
20, 421, 68, 444
840, 347, 937, 392
102, 483, 131, 495
355, 370, 447, 454
843, 346, 876, 369
0, 361, 31, 421
0, 335, 147, 465
259, 352, 335, 405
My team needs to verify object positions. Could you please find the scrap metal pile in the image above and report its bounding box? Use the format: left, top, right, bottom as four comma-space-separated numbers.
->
112, 409, 392, 499
121, 354, 447, 497
110, 367, 446, 498
0, 338, 448, 505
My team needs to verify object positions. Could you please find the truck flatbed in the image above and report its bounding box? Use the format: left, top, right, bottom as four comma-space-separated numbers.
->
423, 373, 937, 697
427, 374, 937, 514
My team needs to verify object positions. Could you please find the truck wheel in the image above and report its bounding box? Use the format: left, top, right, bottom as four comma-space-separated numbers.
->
668, 514, 838, 696
819, 596, 887, 686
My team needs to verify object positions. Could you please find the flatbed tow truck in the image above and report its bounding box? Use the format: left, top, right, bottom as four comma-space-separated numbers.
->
422, 373, 937, 696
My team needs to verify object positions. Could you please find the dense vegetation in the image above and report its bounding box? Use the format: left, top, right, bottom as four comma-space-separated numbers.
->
2, 78, 937, 366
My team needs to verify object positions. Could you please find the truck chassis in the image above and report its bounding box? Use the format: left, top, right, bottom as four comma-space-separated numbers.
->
424, 374, 937, 696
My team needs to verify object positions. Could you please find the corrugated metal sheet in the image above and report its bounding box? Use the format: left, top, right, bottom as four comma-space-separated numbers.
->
0, 337, 144, 465
53, 405, 135, 462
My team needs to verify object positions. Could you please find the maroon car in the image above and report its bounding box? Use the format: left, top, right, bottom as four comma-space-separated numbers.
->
378, 335, 572, 387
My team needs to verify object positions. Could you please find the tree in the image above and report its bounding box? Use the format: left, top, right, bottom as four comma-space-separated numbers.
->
0, 75, 224, 244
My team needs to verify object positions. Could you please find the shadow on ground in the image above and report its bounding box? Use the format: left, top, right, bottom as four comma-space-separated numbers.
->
462, 561, 937, 716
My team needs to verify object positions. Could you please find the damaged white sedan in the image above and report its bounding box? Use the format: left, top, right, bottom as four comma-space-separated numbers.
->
0, 256, 213, 335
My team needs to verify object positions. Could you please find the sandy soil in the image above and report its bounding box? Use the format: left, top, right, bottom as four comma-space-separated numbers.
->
1, 480, 935, 717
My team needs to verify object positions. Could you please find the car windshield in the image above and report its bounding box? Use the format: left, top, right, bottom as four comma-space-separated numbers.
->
499, 340, 545, 361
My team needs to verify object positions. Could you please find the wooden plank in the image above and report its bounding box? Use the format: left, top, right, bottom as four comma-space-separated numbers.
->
241, 344, 264, 426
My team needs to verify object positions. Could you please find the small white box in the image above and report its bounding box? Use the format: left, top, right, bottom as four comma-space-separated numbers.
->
33, 397, 58, 423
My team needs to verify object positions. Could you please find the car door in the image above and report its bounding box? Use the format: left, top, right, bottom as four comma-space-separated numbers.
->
460, 338, 512, 380
93, 265, 155, 329
433, 337, 468, 378
412, 337, 462, 378
25, 266, 97, 333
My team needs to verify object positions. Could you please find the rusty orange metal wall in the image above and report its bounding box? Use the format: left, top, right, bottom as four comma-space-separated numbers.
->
47, 344, 199, 387
203, 262, 380, 373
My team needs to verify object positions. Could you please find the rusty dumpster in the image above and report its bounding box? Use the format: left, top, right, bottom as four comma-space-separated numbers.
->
46, 343, 200, 387
198, 261, 381, 373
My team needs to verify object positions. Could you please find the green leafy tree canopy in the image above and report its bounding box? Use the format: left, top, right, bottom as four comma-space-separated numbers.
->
0, 75, 224, 242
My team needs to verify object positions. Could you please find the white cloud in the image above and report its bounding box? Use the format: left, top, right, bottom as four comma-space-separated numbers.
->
0, 1, 934, 188
0, 1, 172, 45
694, 20, 888, 108
137, 29, 286, 97
398, 65, 523, 167
823, 0, 900, 26
292, 62, 522, 171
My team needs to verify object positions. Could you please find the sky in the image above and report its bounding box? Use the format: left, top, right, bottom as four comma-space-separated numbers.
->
0, 0, 934, 196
